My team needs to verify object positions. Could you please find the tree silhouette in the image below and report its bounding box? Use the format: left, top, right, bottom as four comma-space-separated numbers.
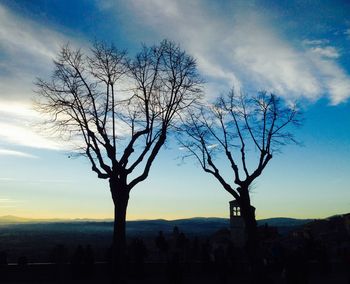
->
178, 89, 300, 267
35, 40, 202, 271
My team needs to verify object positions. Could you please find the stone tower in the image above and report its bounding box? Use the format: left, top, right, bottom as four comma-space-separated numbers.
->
229, 200, 246, 247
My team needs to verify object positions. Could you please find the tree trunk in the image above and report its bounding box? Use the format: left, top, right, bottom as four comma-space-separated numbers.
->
113, 194, 129, 260
238, 187, 258, 272
110, 179, 129, 281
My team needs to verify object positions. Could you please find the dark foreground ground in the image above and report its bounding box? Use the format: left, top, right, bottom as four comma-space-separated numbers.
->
0, 261, 349, 284
0, 215, 349, 283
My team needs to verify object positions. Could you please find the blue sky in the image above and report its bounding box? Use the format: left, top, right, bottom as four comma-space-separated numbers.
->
0, 0, 349, 220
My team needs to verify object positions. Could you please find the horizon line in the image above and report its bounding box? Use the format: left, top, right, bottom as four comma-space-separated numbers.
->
1, 213, 348, 223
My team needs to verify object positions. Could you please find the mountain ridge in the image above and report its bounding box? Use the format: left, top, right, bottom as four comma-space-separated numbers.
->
0, 214, 315, 226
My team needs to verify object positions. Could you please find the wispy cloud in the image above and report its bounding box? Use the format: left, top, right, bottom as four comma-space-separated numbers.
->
0, 198, 22, 203
0, 101, 39, 119
0, 4, 86, 80
0, 6, 58, 60
302, 39, 329, 46
0, 122, 60, 150
345, 29, 350, 40
0, 5, 63, 102
0, 100, 61, 150
0, 197, 22, 208
111, 0, 350, 104
0, 3, 85, 151
0, 149, 38, 158
307, 51, 350, 104
309, 46, 340, 59
0, 178, 14, 181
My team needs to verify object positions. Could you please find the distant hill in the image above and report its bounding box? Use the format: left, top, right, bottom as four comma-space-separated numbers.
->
0, 215, 311, 224
257, 217, 312, 227
0, 215, 314, 235
0, 217, 230, 236
0, 215, 36, 223
0, 215, 113, 224
126, 217, 230, 236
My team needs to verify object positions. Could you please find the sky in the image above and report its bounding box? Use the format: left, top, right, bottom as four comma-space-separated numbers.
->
0, 0, 349, 220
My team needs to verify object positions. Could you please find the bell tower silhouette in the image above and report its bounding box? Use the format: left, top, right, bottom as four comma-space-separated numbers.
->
229, 200, 245, 247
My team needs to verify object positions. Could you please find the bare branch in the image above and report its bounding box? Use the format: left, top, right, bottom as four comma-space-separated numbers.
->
178, 88, 300, 201
35, 40, 203, 197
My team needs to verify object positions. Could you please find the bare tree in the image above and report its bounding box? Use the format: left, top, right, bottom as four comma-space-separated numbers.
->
35, 40, 202, 268
178, 89, 300, 264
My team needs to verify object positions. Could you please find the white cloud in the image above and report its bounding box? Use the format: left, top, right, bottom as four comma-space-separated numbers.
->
0, 101, 39, 119
117, 0, 350, 104
0, 121, 60, 150
0, 99, 62, 150
310, 46, 340, 59
345, 29, 350, 39
0, 6, 56, 58
302, 39, 330, 46
0, 149, 38, 158
0, 3, 86, 100
225, 22, 321, 99
308, 54, 350, 104
0, 10, 56, 105
0, 4, 79, 77
0, 3, 86, 150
